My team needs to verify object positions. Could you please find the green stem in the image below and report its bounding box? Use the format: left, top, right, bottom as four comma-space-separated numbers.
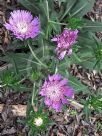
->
46, 0, 49, 20
27, 43, 47, 68
45, 0, 50, 39
49, 20, 67, 26
55, 66, 58, 74
45, 22, 49, 39
54, 60, 59, 74
32, 83, 35, 107
60, 6, 72, 21
42, 39, 45, 57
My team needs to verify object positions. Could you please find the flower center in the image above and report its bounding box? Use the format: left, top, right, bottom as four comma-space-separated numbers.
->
46, 84, 61, 101
17, 22, 28, 34
34, 117, 43, 127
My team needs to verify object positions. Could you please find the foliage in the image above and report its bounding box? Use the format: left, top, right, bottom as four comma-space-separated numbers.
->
83, 94, 102, 120
1, 0, 102, 135
27, 107, 51, 135
0, 71, 27, 91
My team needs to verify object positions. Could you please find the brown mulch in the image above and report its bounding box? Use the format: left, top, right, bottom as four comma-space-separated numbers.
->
70, 64, 102, 92
0, 0, 102, 136
87, 0, 102, 40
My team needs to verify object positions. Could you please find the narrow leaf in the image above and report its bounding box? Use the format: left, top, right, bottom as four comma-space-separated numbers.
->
70, 0, 95, 17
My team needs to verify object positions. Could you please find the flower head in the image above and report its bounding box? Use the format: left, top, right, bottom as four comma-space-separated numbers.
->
34, 117, 43, 127
52, 28, 78, 60
4, 10, 40, 40
40, 74, 74, 112
27, 109, 50, 134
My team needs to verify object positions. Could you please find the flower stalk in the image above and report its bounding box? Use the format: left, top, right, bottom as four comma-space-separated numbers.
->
27, 43, 47, 68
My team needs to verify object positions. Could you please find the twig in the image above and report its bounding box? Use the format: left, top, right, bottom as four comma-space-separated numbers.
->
69, 99, 84, 110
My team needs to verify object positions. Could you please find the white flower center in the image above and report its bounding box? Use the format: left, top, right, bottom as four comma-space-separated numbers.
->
34, 117, 43, 127
46, 84, 61, 101
17, 22, 28, 34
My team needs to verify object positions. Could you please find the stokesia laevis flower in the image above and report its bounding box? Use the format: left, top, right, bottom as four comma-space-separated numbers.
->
40, 74, 74, 112
4, 10, 40, 40
52, 28, 78, 60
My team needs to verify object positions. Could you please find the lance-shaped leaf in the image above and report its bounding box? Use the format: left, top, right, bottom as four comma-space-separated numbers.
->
68, 75, 89, 93
18, 0, 40, 14
70, 0, 95, 18
60, 0, 77, 20
83, 19, 102, 32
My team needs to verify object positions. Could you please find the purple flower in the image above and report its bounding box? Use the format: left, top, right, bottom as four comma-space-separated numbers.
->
52, 28, 78, 60
40, 74, 74, 112
4, 10, 40, 40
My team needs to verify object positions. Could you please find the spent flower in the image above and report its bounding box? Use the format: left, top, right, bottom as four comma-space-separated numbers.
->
52, 28, 78, 60
4, 10, 40, 40
40, 74, 74, 112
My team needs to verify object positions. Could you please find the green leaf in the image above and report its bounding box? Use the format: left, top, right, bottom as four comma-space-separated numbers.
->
89, 95, 102, 109
70, 0, 95, 18
60, 0, 77, 20
1, 52, 35, 74
83, 100, 90, 121
78, 34, 96, 48
68, 18, 84, 29
68, 75, 89, 93
83, 19, 102, 32
79, 59, 97, 70
18, 0, 39, 14
70, 52, 82, 64
12, 58, 19, 75
1, 71, 18, 86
